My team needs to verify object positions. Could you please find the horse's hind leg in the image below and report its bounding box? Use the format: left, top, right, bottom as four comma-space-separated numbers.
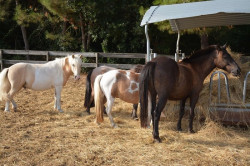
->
177, 98, 187, 131
131, 104, 138, 120
5, 99, 17, 112
6, 88, 19, 112
153, 95, 167, 143
85, 95, 94, 114
4, 101, 10, 112
106, 98, 117, 128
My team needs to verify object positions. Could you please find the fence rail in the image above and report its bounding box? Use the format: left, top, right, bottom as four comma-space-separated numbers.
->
1, 49, 248, 71
0, 49, 151, 70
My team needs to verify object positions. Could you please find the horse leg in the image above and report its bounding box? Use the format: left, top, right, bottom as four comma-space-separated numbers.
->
85, 95, 94, 114
106, 98, 117, 128
4, 101, 10, 112
177, 98, 187, 131
54, 86, 63, 113
54, 90, 57, 110
7, 88, 20, 112
189, 95, 199, 133
147, 93, 153, 128
153, 95, 167, 143
131, 104, 138, 120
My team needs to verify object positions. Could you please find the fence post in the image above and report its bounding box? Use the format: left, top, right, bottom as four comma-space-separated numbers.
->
95, 53, 99, 67
0, 50, 3, 71
46, 51, 49, 61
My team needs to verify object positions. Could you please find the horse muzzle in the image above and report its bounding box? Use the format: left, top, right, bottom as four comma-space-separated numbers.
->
232, 68, 241, 77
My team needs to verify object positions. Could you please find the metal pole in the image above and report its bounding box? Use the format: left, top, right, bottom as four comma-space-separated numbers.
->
209, 71, 231, 104
175, 31, 180, 62
145, 24, 150, 62
243, 71, 250, 103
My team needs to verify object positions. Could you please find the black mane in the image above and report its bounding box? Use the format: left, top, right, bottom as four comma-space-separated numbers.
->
181, 45, 219, 63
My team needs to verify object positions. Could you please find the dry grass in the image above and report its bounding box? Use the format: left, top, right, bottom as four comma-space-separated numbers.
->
0, 73, 250, 166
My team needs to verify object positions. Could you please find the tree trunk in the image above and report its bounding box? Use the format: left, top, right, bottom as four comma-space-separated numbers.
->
20, 24, 30, 60
200, 33, 209, 49
62, 20, 67, 34
16, 0, 29, 60
79, 13, 87, 52
87, 31, 91, 52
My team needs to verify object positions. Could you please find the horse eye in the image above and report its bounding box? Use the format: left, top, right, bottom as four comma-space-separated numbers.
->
72, 64, 75, 67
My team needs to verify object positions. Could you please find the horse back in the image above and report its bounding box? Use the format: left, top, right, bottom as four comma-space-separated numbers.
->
90, 66, 116, 86
152, 56, 195, 100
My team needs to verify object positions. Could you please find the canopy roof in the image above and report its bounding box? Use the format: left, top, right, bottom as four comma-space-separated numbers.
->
141, 0, 250, 31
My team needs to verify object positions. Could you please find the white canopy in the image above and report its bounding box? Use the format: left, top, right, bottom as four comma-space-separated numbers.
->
141, 0, 250, 31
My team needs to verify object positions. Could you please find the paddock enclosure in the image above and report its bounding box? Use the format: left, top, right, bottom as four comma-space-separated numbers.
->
1, 65, 250, 165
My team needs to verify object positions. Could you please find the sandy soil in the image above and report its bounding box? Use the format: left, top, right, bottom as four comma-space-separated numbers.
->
0, 74, 250, 166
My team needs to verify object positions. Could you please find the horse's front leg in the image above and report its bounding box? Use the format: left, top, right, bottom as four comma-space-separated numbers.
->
177, 98, 187, 131
54, 86, 63, 113
189, 95, 199, 133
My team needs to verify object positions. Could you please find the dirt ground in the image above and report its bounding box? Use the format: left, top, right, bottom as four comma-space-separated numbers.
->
0, 74, 250, 166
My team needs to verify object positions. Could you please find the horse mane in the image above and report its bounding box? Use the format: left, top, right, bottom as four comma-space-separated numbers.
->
181, 45, 219, 63
52, 56, 68, 66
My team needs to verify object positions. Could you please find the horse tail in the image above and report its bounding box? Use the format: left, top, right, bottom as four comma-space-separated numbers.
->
0, 68, 10, 101
84, 69, 94, 108
94, 74, 105, 123
139, 62, 156, 128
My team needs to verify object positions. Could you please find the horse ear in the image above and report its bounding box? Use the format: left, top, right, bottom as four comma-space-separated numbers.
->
72, 54, 75, 59
222, 43, 227, 49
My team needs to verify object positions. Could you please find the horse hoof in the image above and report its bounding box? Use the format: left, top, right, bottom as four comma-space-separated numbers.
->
153, 138, 162, 143
4, 110, 10, 112
189, 129, 195, 133
112, 124, 118, 128
58, 109, 64, 113
86, 110, 90, 115
132, 116, 139, 120
177, 128, 183, 132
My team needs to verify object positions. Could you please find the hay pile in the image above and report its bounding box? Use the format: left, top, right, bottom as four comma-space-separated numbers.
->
0, 74, 250, 165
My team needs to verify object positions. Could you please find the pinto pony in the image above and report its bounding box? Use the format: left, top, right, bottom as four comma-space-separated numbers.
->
94, 69, 151, 128
0, 54, 83, 112
139, 45, 241, 143
84, 65, 144, 119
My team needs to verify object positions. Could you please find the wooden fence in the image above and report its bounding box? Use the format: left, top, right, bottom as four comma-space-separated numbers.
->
0, 49, 152, 71
1, 49, 248, 71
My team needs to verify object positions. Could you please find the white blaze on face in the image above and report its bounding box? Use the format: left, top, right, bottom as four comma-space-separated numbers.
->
69, 54, 82, 80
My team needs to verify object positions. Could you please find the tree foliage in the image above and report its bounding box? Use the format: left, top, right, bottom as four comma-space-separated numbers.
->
0, 0, 250, 56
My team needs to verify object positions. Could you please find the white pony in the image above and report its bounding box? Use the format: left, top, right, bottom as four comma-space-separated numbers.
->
0, 54, 82, 112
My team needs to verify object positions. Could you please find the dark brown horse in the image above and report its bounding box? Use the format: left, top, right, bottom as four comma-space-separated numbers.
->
84, 65, 144, 118
139, 45, 241, 143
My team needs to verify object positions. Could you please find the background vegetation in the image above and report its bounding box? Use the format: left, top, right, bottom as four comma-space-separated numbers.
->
1, 0, 250, 57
